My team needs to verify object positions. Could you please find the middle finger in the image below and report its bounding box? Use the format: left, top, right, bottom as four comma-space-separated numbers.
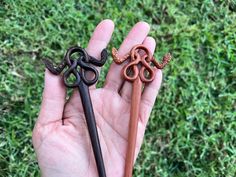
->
104, 21, 150, 92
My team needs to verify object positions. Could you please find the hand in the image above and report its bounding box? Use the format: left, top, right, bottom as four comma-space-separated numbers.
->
32, 19, 163, 177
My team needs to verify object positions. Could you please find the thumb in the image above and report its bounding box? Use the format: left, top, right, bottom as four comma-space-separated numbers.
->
37, 69, 66, 125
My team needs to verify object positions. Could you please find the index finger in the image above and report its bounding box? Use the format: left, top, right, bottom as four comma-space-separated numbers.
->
86, 19, 115, 89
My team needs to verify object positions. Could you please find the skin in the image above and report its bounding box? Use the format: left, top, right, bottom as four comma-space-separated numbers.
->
32, 19, 163, 177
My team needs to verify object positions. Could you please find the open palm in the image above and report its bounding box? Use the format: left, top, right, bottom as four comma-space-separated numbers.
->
32, 20, 163, 177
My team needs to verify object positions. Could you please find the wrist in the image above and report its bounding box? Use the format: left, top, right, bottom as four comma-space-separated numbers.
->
40, 168, 82, 177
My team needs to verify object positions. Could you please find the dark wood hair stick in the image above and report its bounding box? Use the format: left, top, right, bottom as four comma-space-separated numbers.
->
43, 46, 107, 177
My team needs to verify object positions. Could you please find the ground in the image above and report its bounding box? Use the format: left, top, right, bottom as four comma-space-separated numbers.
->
0, 0, 236, 176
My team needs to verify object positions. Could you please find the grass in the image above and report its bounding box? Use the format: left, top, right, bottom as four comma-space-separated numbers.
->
0, 0, 236, 176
